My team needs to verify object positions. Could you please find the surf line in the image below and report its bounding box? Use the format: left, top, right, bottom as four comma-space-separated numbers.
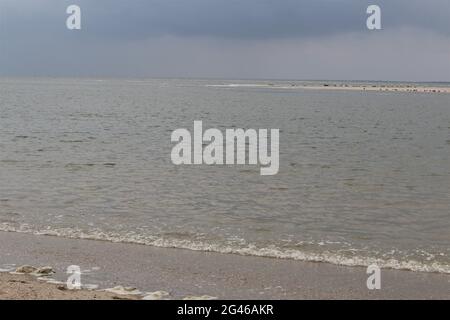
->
171, 121, 279, 175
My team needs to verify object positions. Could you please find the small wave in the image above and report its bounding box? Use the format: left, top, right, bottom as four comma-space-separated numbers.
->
0, 223, 448, 274
206, 84, 274, 88
205, 84, 307, 90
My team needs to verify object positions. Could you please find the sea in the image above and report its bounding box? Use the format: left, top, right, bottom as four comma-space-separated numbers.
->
0, 78, 449, 273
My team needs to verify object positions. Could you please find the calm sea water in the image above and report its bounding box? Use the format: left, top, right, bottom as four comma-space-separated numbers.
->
1, 78, 449, 273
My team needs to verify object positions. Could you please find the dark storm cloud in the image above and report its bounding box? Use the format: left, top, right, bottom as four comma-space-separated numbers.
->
0, 0, 450, 80
1, 0, 450, 40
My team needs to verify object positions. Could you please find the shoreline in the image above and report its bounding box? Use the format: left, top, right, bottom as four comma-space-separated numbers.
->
207, 83, 450, 94
0, 231, 449, 300
1, 224, 446, 275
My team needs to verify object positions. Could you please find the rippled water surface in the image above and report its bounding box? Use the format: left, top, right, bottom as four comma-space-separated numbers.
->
1, 78, 449, 273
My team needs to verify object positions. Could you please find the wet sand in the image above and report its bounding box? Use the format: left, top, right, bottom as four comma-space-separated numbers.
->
0, 231, 449, 300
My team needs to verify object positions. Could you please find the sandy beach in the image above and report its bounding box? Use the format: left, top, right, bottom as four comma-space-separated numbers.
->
0, 273, 132, 300
207, 83, 450, 94
0, 231, 448, 300
301, 84, 450, 94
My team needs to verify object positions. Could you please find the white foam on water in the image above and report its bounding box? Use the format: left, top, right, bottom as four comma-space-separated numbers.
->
206, 84, 274, 88
104, 286, 142, 296
1, 223, 449, 274
43, 278, 66, 285
143, 291, 170, 300
183, 295, 217, 300
82, 284, 100, 290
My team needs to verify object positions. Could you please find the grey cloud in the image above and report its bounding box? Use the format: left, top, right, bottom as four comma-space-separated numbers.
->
0, 1, 449, 80
2, 0, 450, 40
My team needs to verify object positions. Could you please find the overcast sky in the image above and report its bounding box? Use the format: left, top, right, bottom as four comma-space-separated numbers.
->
1, 0, 450, 81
